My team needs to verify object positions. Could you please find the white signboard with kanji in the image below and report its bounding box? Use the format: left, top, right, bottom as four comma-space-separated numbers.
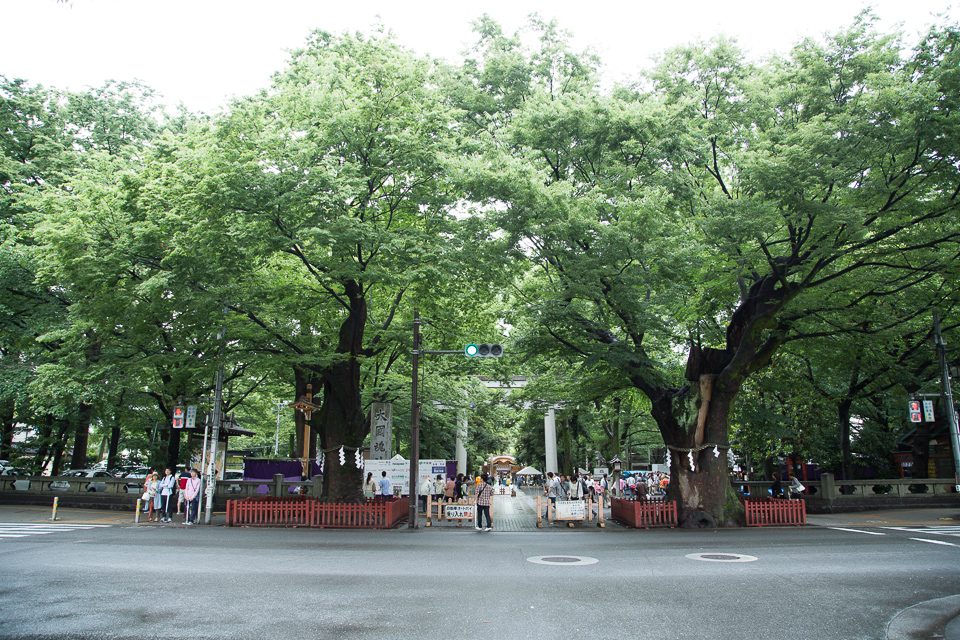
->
555, 500, 586, 521
444, 504, 475, 520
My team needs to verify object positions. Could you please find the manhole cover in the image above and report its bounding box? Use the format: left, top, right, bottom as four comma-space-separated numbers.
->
526, 555, 599, 566
685, 552, 757, 563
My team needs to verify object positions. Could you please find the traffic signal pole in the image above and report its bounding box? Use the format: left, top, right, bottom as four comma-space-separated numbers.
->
408, 311, 421, 529
408, 313, 503, 528
934, 312, 960, 493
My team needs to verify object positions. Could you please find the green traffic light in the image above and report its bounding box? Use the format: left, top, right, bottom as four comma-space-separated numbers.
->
465, 343, 479, 357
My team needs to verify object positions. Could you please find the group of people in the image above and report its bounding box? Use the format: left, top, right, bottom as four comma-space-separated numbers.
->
140, 467, 203, 524
770, 472, 805, 499
543, 471, 611, 503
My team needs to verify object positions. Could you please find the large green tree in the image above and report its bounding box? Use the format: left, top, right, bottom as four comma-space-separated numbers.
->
465, 17, 960, 526
129, 31, 511, 499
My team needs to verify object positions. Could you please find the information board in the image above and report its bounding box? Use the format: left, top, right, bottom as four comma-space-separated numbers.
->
555, 500, 586, 521
363, 458, 448, 496
444, 504, 476, 520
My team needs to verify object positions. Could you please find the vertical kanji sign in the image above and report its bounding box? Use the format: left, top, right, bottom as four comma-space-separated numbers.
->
370, 402, 392, 460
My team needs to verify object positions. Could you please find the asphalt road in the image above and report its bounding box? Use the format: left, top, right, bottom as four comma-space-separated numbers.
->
0, 507, 958, 640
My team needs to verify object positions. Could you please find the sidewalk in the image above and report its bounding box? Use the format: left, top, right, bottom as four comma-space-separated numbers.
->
0, 503, 229, 527
3, 499, 955, 530
806, 507, 959, 528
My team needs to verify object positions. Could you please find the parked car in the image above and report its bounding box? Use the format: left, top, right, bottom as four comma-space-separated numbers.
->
121, 469, 150, 494
0, 466, 26, 476
222, 469, 244, 494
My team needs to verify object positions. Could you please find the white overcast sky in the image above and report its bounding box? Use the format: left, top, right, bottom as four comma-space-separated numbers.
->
1, 0, 955, 113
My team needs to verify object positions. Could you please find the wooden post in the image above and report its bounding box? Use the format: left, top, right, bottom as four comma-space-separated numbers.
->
598, 494, 605, 528
536, 496, 543, 528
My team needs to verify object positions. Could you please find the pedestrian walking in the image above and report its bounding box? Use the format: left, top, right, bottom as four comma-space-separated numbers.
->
789, 474, 805, 499
176, 468, 187, 514
475, 473, 493, 531
418, 476, 432, 513
770, 472, 782, 498
183, 469, 201, 524
363, 472, 378, 499
145, 473, 160, 522
545, 471, 561, 505
159, 468, 176, 522
379, 471, 391, 499
569, 473, 583, 500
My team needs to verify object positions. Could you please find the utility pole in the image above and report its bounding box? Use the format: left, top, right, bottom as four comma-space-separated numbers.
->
204, 307, 228, 525
408, 310, 421, 529
934, 311, 960, 493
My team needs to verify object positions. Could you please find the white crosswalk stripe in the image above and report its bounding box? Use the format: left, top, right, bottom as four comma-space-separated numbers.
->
882, 525, 960, 538
0, 523, 111, 539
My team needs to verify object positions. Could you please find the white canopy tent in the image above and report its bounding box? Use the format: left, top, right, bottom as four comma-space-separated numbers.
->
515, 466, 542, 476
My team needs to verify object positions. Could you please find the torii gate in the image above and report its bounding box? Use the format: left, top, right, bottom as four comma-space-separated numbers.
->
442, 376, 558, 476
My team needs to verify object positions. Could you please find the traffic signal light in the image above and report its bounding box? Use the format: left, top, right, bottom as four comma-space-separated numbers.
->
465, 343, 503, 357
908, 400, 921, 423
172, 405, 185, 429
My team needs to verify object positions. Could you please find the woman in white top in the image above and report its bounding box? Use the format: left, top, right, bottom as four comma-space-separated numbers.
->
363, 472, 378, 499
158, 468, 176, 523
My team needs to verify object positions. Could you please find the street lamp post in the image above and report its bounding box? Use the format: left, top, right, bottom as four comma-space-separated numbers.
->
289, 385, 321, 479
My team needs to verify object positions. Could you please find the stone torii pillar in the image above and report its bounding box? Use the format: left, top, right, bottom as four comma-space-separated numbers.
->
544, 407, 558, 475
456, 411, 468, 476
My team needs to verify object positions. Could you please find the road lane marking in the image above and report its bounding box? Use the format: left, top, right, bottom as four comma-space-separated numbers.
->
883, 526, 960, 538
909, 538, 959, 547
828, 527, 886, 536
0, 523, 110, 540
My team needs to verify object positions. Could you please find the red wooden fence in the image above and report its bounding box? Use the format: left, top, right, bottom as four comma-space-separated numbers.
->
611, 498, 678, 528
226, 496, 408, 529
743, 498, 806, 526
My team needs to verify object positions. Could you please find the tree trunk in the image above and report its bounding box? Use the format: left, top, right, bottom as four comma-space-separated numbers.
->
653, 379, 743, 528
319, 281, 367, 502
70, 403, 93, 469
0, 397, 14, 460
165, 425, 181, 472
107, 424, 121, 470
838, 398, 853, 480
911, 421, 931, 480
49, 419, 71, 475
319, 359, 363, 501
